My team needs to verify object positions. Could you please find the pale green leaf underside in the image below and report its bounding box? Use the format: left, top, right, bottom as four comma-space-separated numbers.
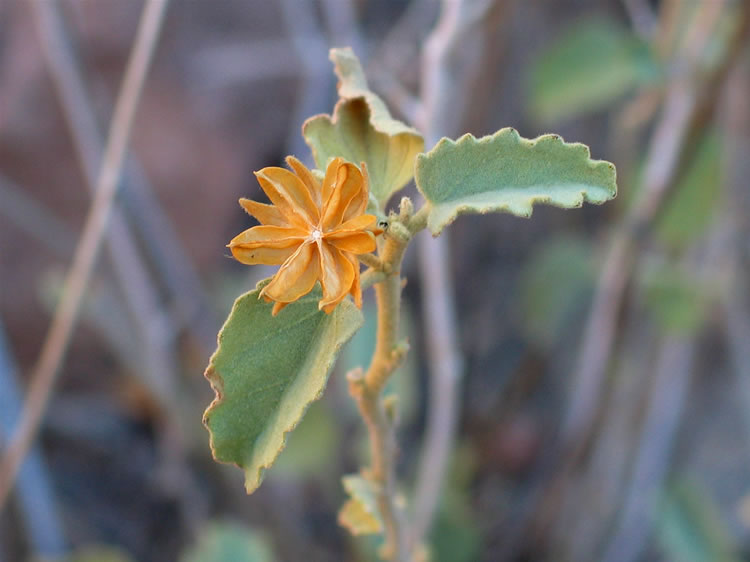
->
303, 48, 424, 208
203, 284, 363, 494
338, 474, 383, 536
330, 47, 422, 141
415, 128, 617, 235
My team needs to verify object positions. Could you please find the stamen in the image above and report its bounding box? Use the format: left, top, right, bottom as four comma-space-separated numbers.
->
311, 229, 322, 241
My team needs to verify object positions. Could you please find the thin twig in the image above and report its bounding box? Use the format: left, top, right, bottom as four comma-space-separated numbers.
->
621, 0, 657, 40
410, 0, 496, 550
0, 319, 66, 556
0, 0, 169, 510
561, 0, 740, 447
31, 0, 216, 356
30, 0, 176, 406
320, 0, 365, 57
721, 56, 750, 456
601, 336, 695, 562
279, 0, 331, 165
500, 4, 750, 559
29, 6, 206, 524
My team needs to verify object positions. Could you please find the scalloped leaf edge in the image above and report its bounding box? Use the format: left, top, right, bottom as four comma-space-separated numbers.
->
203, 286, 363, 494
415, 128, 617, 235
329, 47, 423, 141
303, 98, 423, 207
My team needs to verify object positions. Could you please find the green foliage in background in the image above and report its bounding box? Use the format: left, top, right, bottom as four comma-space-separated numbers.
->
528, 18, 658, 123
656, 479, 740, 562
640, 261, 711, 336
181, 521, 273, 562
655, 132, 723, 251
428, 444, 481, 562
272, 399, 340, 480
519, 236, 595, 348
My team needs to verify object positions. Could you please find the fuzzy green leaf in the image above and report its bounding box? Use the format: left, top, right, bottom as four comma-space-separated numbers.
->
338, 474, 383, 536
303, 48, 424, 208
203, 284, 363, 494
415, 128, 617, 235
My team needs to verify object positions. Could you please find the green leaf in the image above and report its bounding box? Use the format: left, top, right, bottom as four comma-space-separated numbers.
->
518, 236, 595, 349
203, 283, 363, 494
303, 48, 424, 208
338, 474, 383, 536
656, 479, 740, 562
640, 261, 711, 336
415, 128, 617, 235
655, 132, 722, 250
429, 442, 481, 562
181, 521, 273, 562
528, 18, 658, 124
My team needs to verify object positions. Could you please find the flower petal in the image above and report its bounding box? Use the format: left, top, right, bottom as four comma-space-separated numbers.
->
238, 198, 288, 226
286, 156, 322, 207
318, 242, 355, 310
347, 252, 362, 309
321, 161, 364, 230
321, 157, 344, 205
257, 167, 319, 225
261, 242, 320, 303
327, 231, 376, 254
321, 254, 360, 313
254, 171, 307, 228
272, 301, 289, 316
329, 213, 377, 234
228, 225, 307, 249
342, 161, 369, 223
230, 244, 297, 265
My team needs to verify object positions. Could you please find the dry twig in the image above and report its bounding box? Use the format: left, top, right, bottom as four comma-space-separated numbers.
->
0, 0, 170, 509
561, 0, 741, 448
411, 0, 498, 552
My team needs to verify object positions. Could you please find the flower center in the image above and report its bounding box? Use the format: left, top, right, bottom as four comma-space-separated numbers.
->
311, 229, 322, 241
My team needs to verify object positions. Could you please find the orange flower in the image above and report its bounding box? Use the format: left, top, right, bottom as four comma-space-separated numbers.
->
229, 156, 379, 315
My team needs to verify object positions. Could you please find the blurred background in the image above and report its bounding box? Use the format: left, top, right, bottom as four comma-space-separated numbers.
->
1, 0, 749, 560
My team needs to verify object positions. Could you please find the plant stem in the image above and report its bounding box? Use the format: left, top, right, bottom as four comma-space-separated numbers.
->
349, 228, 411, 561
407, 204, 430, 235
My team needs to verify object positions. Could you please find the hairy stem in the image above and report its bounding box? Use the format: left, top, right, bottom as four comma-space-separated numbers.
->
350, 228, 411, 561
